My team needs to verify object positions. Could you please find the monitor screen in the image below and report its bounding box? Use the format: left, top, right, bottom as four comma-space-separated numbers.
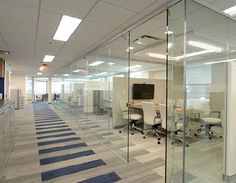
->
132, 84, 155, 100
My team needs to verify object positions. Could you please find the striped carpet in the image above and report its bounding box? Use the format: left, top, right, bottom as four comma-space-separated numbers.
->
33, 103, 121, 182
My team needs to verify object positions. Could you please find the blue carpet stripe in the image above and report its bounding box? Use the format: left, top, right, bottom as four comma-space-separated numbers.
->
38, 143, 87, 154
78, 172, 121, 183
38, 137, 81, 146
35, 118, 60, 121
36, 125, 69, 130
41, 159, 106, 181
35, 119, 63, 123
40, 150, 95, 165
36, 122, 65, 127
36, 128, 71, 135
37, 132, 76, 139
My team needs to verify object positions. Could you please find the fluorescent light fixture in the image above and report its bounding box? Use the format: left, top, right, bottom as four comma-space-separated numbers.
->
165, 31, 173, 35
89, 61, 104, 66
223, 5, 236, 17
43, 55, 55, 62
147, 52, 178, 61
126, 65, 142, 71
95, 72, 107, 76
53, 15, 82, 41
126, 46, 135, 52
37, 72, 42, 75
63, 74, 70, 76
107, 62, 115, 65
188, 41, 222, 52
73, 69, 82, 73
175, 50, 214, 60
205, 58, 236, 65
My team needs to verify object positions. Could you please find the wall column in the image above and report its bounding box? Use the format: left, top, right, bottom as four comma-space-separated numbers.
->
226, 62, 236, 179
32, 77, 35, 103
48, 77, 52, 104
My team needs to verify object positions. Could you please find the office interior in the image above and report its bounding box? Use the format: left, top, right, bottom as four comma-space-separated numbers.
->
1, 0, 236, 182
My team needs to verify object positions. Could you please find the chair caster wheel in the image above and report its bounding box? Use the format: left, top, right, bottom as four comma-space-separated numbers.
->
119, 131, 122, 133
157, 141, 161, 144
158, 138, 161, 141
131, 133, 134, 135
186, 144, 189, 147
209, 137, 212, 140
220, 136, 223, 138
194, 134, 197, 136
143, 136, 146, 139
141, 132, 144, 135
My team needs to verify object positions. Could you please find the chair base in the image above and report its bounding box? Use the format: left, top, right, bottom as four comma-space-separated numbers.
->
119, 121, 143, 135
195, 124, 221, 139
143, 127, 163, 144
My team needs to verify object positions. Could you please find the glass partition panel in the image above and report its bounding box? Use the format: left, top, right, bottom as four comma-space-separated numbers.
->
129, 10, 167, 182
83, 33, 130, 161
167, 1, 185, 182
185, 1, 228, 182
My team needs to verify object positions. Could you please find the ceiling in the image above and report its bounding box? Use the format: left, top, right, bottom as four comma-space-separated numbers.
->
1, 0, 236, 78
0, 0, 172, 76
59, 0, 236, 79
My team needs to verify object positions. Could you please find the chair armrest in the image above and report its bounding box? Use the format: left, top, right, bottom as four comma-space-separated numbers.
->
175, 116, 190, 128
210, 111, 221, 118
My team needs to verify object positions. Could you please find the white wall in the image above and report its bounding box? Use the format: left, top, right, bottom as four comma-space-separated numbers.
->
11, 74, 25, 96
4, 62, 11, 99
226, 62, 236, 177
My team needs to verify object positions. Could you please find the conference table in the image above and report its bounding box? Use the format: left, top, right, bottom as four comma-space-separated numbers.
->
131, 102, 204, 117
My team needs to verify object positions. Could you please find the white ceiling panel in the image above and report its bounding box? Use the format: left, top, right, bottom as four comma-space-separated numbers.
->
0, 0, 37, 24
76, 20, 116, 38
1, 31, 34, 49
0, 19, 35, 36
4, 0, 39, 8
212, 0, 236, 10
86, 1, 136, 27
102, 0, 157, 12
41, 0, 97, 19
38, 10, 61, 29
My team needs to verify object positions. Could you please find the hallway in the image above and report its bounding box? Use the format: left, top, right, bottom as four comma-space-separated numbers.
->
3, 103, 164, 183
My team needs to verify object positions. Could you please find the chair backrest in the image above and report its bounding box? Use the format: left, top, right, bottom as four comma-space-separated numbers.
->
142, 102, 157, 126
159, 104, 167, 129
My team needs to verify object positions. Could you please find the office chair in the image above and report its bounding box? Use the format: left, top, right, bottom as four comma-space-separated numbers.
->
195, 92, 224, 139
142, 102, 162, 144
159, 104, 189, 147
197, 111, 222, 139
119, 99, 143, 135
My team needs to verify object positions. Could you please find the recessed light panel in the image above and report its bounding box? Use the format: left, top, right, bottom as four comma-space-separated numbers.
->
223, 5, 236, 17
53, 15, 82, 41
89, 61, 104, 66
43, 55, 55, 62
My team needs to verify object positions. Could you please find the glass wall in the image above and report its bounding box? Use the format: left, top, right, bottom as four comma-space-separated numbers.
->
167, 0, 236, 182
52, 1, 236, 182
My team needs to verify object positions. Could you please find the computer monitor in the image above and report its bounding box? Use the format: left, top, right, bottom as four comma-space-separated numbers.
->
132, 83, 155, 100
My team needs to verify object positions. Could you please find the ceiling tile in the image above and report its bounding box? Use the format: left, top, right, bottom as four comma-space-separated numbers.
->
212, 0, 236, 10
102, 0, 157, 12
86, 1, 136, 27
4, 0, 39, 8
77, 20, 116, 38
0, 0, 38, 24
41, 0, 97, 19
